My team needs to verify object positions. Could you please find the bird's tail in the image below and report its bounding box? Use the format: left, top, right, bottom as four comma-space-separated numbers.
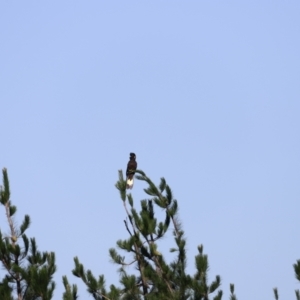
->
126, 177, 134, 189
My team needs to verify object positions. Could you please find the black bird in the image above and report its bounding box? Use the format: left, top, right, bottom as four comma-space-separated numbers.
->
126, 153, 137, 189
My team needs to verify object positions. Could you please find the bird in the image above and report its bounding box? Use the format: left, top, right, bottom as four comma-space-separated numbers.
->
126, 153, 137, 189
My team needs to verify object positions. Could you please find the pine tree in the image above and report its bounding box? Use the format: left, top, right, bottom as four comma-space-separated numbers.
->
294, 260, 300, 300
0, 168, 56, 300
68, 170, 224, 299
272, 259, 300, 299
2, 167, 300, 299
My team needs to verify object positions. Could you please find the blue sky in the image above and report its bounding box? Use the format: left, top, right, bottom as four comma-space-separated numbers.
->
1, 1, 300, 299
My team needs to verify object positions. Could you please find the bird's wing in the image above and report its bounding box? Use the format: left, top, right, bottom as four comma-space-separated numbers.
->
126, 160, 137, 177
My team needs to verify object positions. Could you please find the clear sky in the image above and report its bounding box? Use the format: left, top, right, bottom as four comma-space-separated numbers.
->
1, 1, 300, 299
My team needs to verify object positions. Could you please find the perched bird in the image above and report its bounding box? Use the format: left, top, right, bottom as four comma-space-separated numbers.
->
126, 153, 137, 189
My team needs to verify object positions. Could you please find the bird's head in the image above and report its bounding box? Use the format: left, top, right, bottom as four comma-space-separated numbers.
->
130, 152, 136, 159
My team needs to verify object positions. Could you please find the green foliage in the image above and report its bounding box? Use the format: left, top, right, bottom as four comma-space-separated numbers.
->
2, 167, 300, 299
0, 168, 10, 205
0, 168, 56, 300
0, 277, 13, 300
273, 288, 279, 300
62, 276, 78, 300
72, 256, 122, 299
274, 259, 300, 300
229, 284, 237, 300
115, 170, 127, 202
294, 260, 300, 282
70, 169, 224, 299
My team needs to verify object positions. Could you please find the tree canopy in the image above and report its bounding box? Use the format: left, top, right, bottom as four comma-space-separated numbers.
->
0, 168, 299, 299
